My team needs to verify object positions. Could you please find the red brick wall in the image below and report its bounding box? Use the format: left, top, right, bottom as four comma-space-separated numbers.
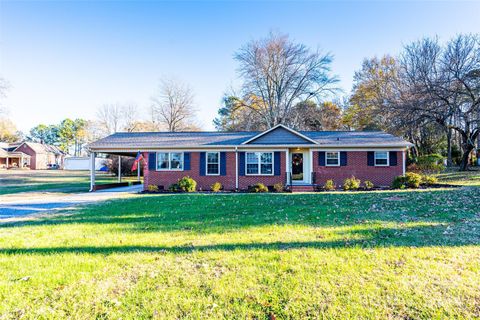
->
312, 151, 404, 187
143, 151, 287, 191
143, 150, 402, 190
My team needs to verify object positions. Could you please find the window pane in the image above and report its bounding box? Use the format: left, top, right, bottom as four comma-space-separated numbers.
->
326, 152, 339, 165
375, 152, 388, 159
157, 153, 169, 169
260, 152, 272, 164
375, 152, 388, 165
170, 152, 183, 169
207, 152, 219, 164
261, 163, 272, 174
207, 164, 219, 175
246, 152, 259, 164
247, 164, 259, 174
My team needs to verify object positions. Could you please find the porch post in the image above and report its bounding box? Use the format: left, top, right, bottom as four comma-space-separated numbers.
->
89, 152, 96, 192
118, 156, 122, 183
6, 157, 8, 169
20, 155, 23, 168
402, 150, 406, 176
137, 158, 141, 181
235, 147, 239, 190
285, 149, 289, 186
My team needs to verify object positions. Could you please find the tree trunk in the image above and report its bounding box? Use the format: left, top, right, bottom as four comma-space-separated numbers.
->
446, 128, 453, 167
459, 145, 473, 171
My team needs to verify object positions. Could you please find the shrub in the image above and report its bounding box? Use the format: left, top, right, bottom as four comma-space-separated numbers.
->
273, 183, 284, 192
248, 183, 269, 193
343, 176, 361, 191
324, 179, 336, 191
364, 180, 374, 190
177, 176, 197, 192
168, 183, 180, 192
421, 174, 438, 186
211, 182, 222, 192
405, 172, 422, 188
416, 154, 445, 173
392, 172, 422, 189
147, 185, 159, 192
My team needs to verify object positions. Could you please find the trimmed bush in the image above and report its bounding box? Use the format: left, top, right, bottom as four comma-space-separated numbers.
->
248, 183, 269, 193
177, 176, 197, 192
168, 183, 180, 192
273, 183, 284, 192
421, 174, 438, 186
343, 176, 361, 191
392, 172, 422, 189
147, 185, 159, 192
211, 182, 222, 192
324, 179, 336, 191
364, 180, 374, 190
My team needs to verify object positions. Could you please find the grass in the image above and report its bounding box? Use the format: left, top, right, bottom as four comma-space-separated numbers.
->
1, 184, 480, 318
436, 167, 480, 186
0, 170, 141, 195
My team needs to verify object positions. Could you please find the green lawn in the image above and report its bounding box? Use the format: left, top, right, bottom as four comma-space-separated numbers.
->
1, 185, 480, 318
0, 170, 141, 195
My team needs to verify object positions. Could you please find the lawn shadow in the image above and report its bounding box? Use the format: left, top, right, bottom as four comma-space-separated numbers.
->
0, 223, 478, 256
1, 187, 479, 240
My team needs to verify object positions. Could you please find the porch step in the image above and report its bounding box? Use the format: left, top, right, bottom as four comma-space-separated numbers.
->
290, 184, 316, 192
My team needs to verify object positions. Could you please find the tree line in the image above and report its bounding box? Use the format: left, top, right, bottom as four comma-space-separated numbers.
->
0, 32, 478, 170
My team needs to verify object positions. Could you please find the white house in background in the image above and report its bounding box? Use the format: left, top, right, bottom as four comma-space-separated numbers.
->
64, 157, 108, 171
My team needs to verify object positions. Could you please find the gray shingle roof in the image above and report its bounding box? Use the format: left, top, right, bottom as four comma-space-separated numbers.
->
88, 129, 412, 150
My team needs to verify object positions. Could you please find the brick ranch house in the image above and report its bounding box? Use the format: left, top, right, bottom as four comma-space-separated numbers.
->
88, 124, 412, 192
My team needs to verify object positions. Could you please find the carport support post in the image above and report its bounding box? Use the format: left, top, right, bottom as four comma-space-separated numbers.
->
137, 159, 141, 181
89, 152, 96, 192
118, 156, 121, 183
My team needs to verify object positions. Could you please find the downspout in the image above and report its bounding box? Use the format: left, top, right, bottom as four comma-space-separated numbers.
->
235, 146, 239, 190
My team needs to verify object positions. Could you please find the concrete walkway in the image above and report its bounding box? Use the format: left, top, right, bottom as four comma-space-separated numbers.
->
0, 184, 143, 219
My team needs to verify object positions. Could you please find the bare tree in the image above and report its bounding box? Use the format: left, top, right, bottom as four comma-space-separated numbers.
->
234, 32, 338, 128
151, 78, 198, 131
96, 103, 142, 135
394, 34, 480, 170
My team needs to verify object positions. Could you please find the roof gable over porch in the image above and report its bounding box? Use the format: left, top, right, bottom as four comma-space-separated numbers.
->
242, 124, 318, 145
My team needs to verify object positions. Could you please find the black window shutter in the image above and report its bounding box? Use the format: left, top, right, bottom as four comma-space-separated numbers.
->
148, 152, 156, 170
220, 152, 227, 176
184, 152, 191, 170
199, 152, 206, 176
274, 151, 281, 176
238, 152, 245, 176
367, 152, 375, 166
389, 151, 398, 166
340, 151, 347, 166
318, 151, 326, 166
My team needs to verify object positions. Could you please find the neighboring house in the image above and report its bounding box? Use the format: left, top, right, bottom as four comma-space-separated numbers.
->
88, 124, 413, 191
0, 142, 65, 170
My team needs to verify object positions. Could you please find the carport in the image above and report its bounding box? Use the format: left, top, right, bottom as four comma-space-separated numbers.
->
87, 150, 143, 192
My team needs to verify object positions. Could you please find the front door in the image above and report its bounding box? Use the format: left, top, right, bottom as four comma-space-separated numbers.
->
291, 153, 304, 182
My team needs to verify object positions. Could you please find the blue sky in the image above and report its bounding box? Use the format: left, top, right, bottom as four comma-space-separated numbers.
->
1, 1, 479, 132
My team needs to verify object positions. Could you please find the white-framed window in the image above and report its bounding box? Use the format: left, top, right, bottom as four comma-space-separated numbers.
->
374, 151, 389, 166
206, 152, 220, 175
326, 152, 340, 166
246, 152, 273, 175
156, 152, 184, 170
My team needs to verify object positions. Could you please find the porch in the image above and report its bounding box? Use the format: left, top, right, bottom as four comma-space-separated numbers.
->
0, 151, 31, 170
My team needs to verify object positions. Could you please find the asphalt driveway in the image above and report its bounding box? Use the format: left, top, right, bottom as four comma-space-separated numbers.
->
0, 185, 143, 219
